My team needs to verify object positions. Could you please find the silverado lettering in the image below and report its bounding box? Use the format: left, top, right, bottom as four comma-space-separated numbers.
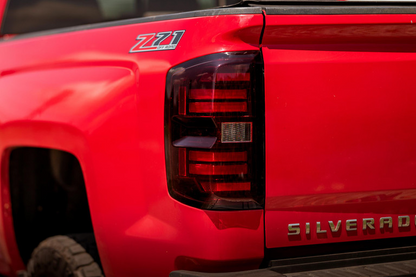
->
288, 216, 414, 236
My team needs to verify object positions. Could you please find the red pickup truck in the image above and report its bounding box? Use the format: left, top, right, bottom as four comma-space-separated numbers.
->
2, 0, 416, 276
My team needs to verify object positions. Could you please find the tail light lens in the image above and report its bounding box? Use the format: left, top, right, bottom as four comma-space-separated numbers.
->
165, 51, 264, 210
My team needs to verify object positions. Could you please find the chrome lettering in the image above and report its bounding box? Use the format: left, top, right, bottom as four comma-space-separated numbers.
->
363, 218, 375, 230
328, 220, 341, 232
306, 222, 310, 235
399, 216, 410, 228
287, 215, 416, 237
380, 217, 393, 229
316, 222, 327, 233
288, 223, 300, 236
346, 219, 357, 231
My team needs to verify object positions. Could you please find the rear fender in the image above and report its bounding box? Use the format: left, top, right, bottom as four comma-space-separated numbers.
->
0, 66, 136, 275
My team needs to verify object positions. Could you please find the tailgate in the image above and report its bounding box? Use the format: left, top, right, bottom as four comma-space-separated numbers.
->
262, 5, 416, 249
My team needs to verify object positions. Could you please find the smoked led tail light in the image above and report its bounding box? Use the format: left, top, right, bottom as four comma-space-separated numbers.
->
165, 51, 264, 210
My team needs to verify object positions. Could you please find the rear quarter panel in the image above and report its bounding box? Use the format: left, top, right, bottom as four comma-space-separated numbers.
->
0, 12, 264, 277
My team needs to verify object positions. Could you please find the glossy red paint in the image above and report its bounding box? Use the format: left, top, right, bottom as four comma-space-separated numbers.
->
263, 14, 416, 248
0, 14, 264, 277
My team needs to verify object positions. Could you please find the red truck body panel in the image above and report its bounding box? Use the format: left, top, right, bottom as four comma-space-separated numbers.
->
2, 3, 416, 276
0, 13, 264, 277
264, 14, 416, 248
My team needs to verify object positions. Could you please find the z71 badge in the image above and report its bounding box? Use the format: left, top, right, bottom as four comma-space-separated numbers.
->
129, 30, 185, 53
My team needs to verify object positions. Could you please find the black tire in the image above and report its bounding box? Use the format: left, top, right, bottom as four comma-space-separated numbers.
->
27, 235, 103, 277
66, 233, 102, 270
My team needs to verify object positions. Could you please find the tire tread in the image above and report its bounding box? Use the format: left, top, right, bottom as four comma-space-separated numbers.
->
27, 235, 103, 277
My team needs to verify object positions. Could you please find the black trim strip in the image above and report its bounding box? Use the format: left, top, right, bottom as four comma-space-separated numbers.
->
264, 5, 416, 15
170, 245, 416, 276
247, 2, 416, 15
1, 7, 262, 42
270, 247, 416, 274
264, 236, 416, 265
259, 9, 266, 46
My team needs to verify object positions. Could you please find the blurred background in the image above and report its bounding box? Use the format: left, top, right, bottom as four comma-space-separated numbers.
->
2, 0, 242, 34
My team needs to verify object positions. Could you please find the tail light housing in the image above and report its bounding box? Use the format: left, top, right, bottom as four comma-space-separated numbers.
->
165, 51, 264, 210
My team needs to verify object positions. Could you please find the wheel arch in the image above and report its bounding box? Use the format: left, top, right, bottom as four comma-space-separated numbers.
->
0, 120, 95, 275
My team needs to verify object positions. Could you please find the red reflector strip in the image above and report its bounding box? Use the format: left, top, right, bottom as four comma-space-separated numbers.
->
189, 164, 247, 175
189, 151, 247, 162
216, 73, 250, 82
201, 182, 251, 192
189, 102, 247, 113
189, 89, 247, 100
